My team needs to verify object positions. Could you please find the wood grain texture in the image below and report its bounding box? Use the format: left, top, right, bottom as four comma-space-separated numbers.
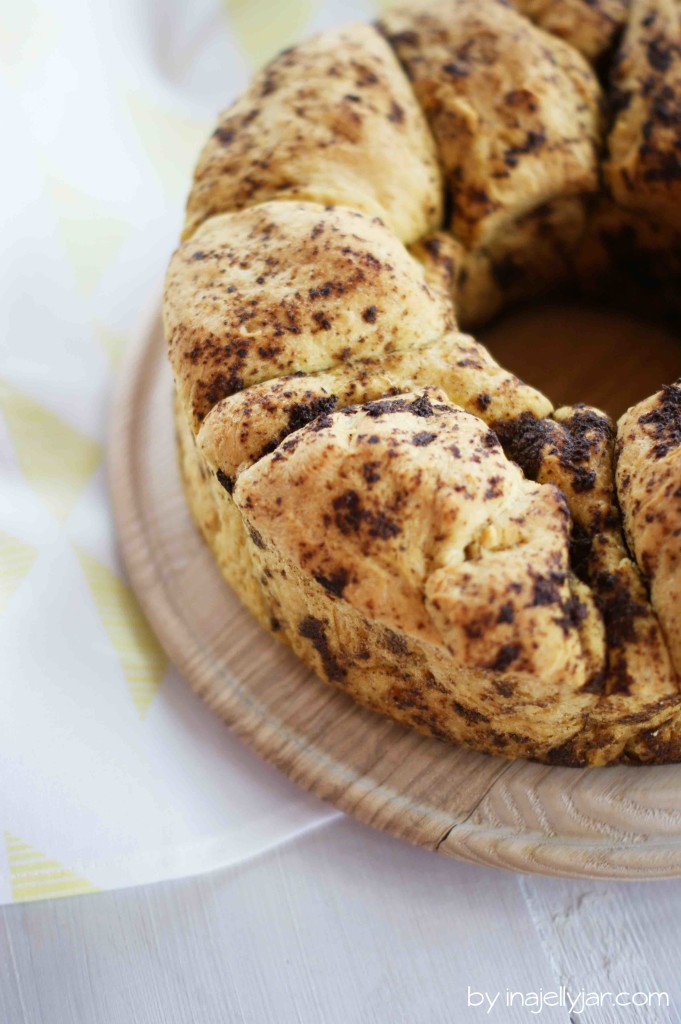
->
108, 303, 681, 882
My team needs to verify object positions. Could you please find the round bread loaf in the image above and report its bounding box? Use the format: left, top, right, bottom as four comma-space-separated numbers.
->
164, 0, 681, 765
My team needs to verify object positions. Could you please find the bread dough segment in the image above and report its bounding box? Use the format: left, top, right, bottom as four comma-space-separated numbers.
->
197, 331, 552, 483
606, 0, 681, 231
576, 197, 681, 316
413, 199, 588, 327
235, 389, 503, 646
382, 0, 601, 323
617, 383, 681, 683
164, 201, 454, 430
424, 480, 593, 684
382, 0, 601, 249
175, 395, 269, 625
579, 0, 681, 314
184, 23, 443, 245
231, 389, 604, 756
496, 404, 681, 762
511, 0, 627, 61
454, 198, 587, 327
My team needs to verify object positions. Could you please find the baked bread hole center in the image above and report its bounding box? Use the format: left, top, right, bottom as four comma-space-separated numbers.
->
479, 299, 681, 420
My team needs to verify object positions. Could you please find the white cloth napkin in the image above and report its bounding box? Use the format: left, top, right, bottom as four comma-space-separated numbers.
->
0, 0, 391, 903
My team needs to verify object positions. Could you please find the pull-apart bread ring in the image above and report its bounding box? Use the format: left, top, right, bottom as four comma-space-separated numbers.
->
166, 0, 681, 765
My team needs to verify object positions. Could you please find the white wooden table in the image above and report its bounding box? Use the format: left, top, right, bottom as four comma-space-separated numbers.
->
2, 816, 681, 1024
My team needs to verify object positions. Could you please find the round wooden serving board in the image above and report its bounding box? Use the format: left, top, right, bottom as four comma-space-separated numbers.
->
109, 302, 681, 881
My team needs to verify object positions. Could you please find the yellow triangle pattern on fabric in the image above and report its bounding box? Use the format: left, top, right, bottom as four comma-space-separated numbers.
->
126, 93, 213, 199
5, 833, 99, 903
0, 531, 37, 612
95, 321, 129, 368
0, 380, 101, 523
222, 0, 315, 69
76, 548, 167, 718
46, 178, 131, 297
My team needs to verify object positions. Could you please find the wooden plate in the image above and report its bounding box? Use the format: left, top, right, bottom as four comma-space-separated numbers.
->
109, 302, 681, 881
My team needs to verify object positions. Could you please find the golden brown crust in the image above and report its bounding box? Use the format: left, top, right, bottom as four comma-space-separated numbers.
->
576, 197, 681, 316
412, 200, 588, 328
617, 383, 681, 680
382, 0, 602, 322
409, 232, 465, 305
184, 23, 443, 244
454, 198, 588, 327
221, 390, 605, 759
178, 388, 681, 764
196, 331, 552, 482
175, 393, 269, 625
165, 201, 454, 430
165, 4, 681, 765
606, 0, 681, 230
511, 0, 627, 61
381, 0, 602, 249
495, 405, 681, 763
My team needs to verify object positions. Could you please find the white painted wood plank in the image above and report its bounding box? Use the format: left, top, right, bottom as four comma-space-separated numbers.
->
0, 913, 30, 1024
0, 818, 568, 1024
519, 875, 681, 1023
